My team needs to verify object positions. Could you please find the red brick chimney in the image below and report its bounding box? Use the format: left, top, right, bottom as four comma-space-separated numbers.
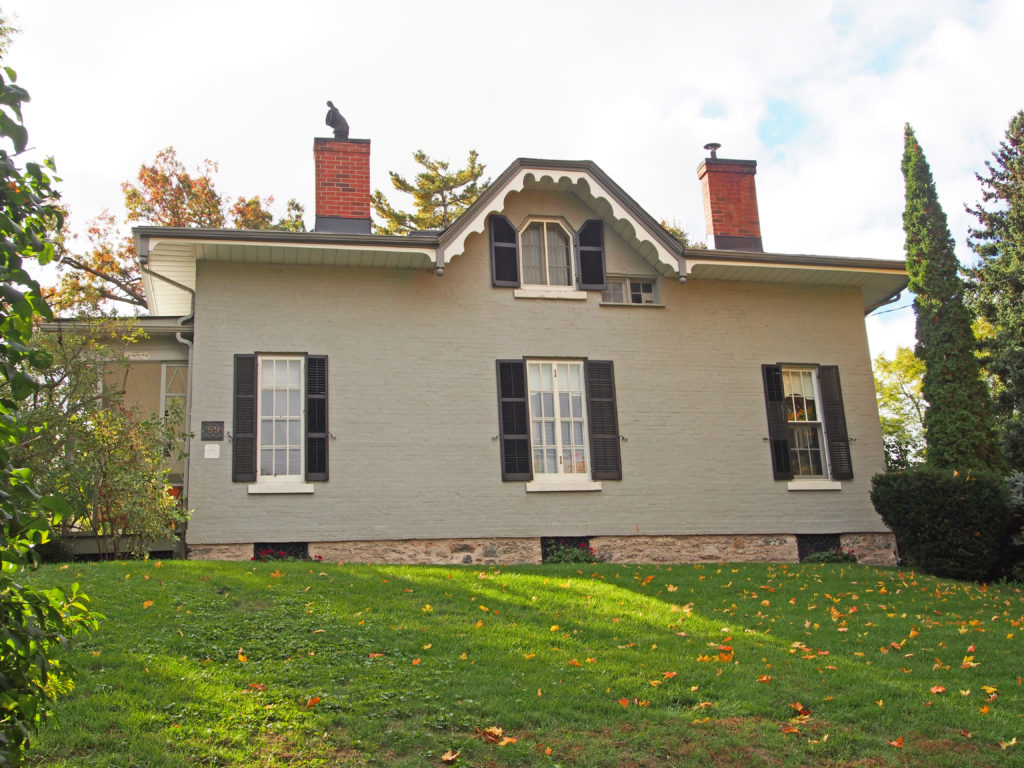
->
696, 147, 763, 252
313, 137, 371, 234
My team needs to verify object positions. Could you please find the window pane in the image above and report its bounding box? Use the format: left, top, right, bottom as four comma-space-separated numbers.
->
523, 224, 545, 284
288, 359, 301, 387
530, 392, 541, 415
559, 392, 569, 416
288, 389, 300, 416
547, 225, 571, 285
274, 449, 286, 473
528, 364, 540, 391
274, 361, 287, 387
544, 422, 555, 445
275, 420, 287, 445
567, 364, 582, 390
288, 419, 300, 445
542, 392, 554, 416
539, 364, 553, 390
261, 419, 273, 443
261, 360, 275, 387
260, 449, 273, 476
561, 422, 571, 446
571, 393, 583, 416
573, 421, 584, 445
261, 389, 274, 416
288, 449, 300, 475
275, 390, 287, 416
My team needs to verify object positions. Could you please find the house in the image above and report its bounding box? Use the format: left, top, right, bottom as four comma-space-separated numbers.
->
124, 126, 908, 565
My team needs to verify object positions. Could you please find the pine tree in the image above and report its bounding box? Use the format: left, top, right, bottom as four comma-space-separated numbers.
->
902, 124, 1000, 470
371, 149, 488, 234
966, 110, 1024, 469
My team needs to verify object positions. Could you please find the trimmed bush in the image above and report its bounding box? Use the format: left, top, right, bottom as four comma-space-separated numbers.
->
871, 467, 1012, 581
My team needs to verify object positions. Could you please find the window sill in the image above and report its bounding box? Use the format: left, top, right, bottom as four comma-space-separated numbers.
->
787, 480, 842, 491
513, 288, 588, 300
247, 483, 316, 495
525, 479, 603, 493
598, 302, 665, 308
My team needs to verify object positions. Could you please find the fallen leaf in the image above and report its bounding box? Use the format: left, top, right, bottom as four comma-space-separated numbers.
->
1000, 737, 1017, 750
550, 625, 559, 632
757, 674, 772, 683
142, 600, 154, 610
423, 604, 433, 613
412, 658, 422, 666
618, 697, 629, 708
248, 683, 267, 691
930, 685, 946, 694
544, 746, 552, 755
781, 725, 800, 734
474, 620, 483, 629
441, 748, 460, 763
664, 671, 678, 679
960, 730, 973, 739
479, 605, 489, 612
237, 650, 248, 663
537, 688, 542, 697
423, 643, 432, 650
305, 696, 320, 707
888, 737, 904, 748
369, 653, 385, 658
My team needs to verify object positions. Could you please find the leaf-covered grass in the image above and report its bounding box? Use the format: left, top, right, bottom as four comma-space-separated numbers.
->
22, 560, 1024, 767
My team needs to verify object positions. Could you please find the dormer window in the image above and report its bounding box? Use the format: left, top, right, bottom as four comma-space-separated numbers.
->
488, 215, 607, 293
522, 221, 572, 286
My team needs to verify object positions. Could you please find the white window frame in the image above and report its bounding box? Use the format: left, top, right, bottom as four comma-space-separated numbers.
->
256, 355, 305, 484
516, 219, 578, 291
781, 367, 831, 480
524, 360, 601, 492
601, 276, 659, 305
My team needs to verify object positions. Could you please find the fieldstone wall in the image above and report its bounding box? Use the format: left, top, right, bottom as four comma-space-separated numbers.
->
308, 538, 542, 565
187, 543, 253, 561
840, 532, 899, 566
590, 534, 800, 563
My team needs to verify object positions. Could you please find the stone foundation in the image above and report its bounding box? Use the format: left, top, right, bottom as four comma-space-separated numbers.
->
840, 532, 898, 566
187, 543, 254, 561
590, 534, 800, 563
308, 538, 542, 565
185, 533, 898, 566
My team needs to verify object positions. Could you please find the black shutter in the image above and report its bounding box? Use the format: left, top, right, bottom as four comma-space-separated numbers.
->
489, 215, 520, 287
584, 360, 621, 480
577, 220, 606, 290
232, 354, 257, 482
762, 364, 794, 480
306, 355, 328, 481
496, 360, 531, 480
818, 365, 853, 480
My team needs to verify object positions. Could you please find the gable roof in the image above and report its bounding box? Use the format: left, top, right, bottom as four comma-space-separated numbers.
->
135, 156, 907, 317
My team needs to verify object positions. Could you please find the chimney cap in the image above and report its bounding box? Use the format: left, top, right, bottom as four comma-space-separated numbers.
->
703, 142, 722, 159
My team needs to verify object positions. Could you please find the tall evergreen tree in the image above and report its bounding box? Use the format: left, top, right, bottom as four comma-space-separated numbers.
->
902, 124, 1000, 470
371, 149, 488, 234
966, 110, 1024, 469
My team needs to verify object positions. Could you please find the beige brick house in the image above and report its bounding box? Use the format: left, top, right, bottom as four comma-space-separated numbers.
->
127, 129, 907, 565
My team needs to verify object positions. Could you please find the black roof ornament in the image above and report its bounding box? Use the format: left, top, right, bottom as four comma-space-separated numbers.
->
326, 101, 349, 139
703, 142, 721, 159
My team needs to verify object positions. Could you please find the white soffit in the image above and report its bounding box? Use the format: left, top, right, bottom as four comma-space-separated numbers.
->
685, 257, 907, 312
440, 170, 680, 275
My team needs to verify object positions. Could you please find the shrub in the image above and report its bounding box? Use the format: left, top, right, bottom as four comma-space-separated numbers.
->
802, 548, 858, 564
541, 537, 605, 564
871, 467, 1012, 581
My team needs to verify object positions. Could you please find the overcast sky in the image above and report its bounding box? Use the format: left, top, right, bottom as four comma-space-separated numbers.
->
6, 0, 1022, 359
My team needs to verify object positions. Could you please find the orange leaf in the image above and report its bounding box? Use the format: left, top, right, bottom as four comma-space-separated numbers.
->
979, 705, 989, 714
781, 725, 800, 734
369, 653, 385, 658
248, 683, 267, 691
544, 746, 552, 755
888, 736, 904, 748
142, 600, 154, 610
568, 659, 581, 667
663, 671, 677, 679
618, 697, 629, 708
757, 674, 772, 683
237, 650, 248, 663
441, 749, 460, 763
929, 685, 946, 694
412, 658, 422, 666
475, 620, 483, 629
305, 696, 320, 707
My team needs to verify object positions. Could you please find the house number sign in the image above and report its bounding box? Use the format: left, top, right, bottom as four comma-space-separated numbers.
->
201, 421, 225, 441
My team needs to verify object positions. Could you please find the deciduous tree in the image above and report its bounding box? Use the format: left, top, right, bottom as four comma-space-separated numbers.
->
966, 110, 1024, 470
371, 149, 488, 234
873, 346, 925, 469
0, 62, 97, 768
902, 124, 1000, 470
54, 148, 306, 312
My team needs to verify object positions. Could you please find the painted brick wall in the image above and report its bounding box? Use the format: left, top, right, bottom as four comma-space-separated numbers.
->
186, 190, 888, 545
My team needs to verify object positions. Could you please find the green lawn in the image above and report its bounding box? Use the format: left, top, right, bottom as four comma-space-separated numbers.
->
21, 559, 1024, 767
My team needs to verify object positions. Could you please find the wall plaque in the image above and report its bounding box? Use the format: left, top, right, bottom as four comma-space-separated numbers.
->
201, 421, 224, 441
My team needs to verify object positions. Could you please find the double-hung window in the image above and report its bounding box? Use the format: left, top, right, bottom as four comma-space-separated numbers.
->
602, 277, 657, 304
232, 354, 329, 489
762, 363, 852, 484
496, 358, 621, 487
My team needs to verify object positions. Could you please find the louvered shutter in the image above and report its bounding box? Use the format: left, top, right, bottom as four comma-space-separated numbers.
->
762, 364, 794, 480
232, 354, 257, 482
577, 220, 606, 290
306, 355, 328, 481
818, 365, 853, 480
584, 360, 622, 480
489, 215, 520, 287
496, 360, 531, 480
